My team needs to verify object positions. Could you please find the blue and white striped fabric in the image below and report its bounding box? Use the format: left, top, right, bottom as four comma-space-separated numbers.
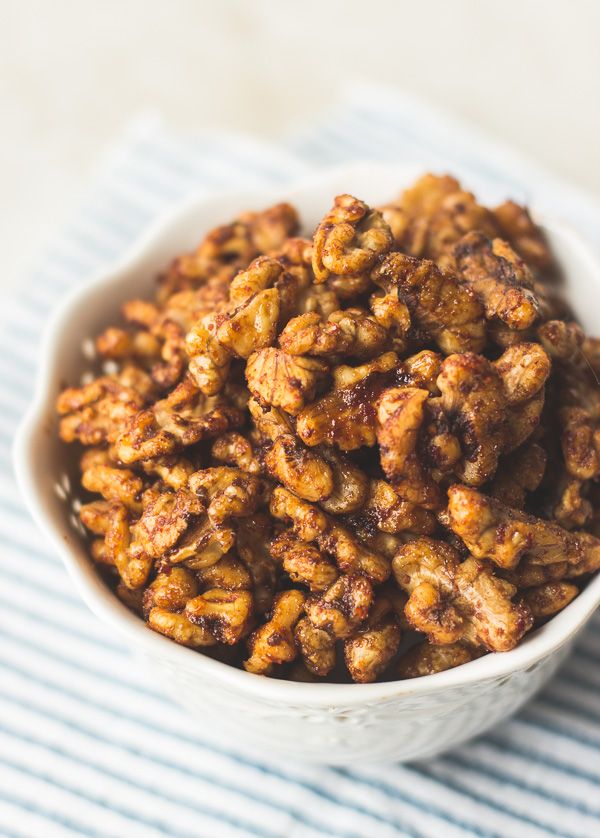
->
2, 90, 600, 838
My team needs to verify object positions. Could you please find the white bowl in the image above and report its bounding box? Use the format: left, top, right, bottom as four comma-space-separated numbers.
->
14, 163, 600, 764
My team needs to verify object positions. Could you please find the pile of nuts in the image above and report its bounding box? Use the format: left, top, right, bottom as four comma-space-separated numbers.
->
56, 174, 600, 683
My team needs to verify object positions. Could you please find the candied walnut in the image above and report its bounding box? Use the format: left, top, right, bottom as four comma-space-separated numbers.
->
493, 200, 553, 271
80, 500, 113, 535
115, 581, 144, 614
211, 432, 262, 474
537, 320, 583, 361
294, 617, 336, 677
446, 484, 596, 571
344, 597, 401, 683
279, 308, 388, 360
140, 455, 195, 490
305, 574, 373, 640
454, 232, 541, 330
115, 376, 242, 463
553, 478, 593, 530
148, 607, 216, 648
318, 448, 369, 514
130, 489, 202, 560
270, 530, 338, 592
296, 352, 398, 451
312, 194, 392, 284
353, 479, 437, 536
265, 433, 333, 502
185, 589, 253, 644
143, 567, 199, 616
437, 353, 506, 485
95, 326, 160, 363
90, 538, 112, 565
372, 252, 486, 354
57, 367, 152, 446
189, 467, 267, 524
236, 515, 277, 615
369, 292, 411, 352
271, 487, 390, 583
392, 537, 533, 651
229, 256, 286, 307
246, 348, 328, 416
185, 313, 232, 396
490, 442, 547, 508
105, 503, 152, 590
216, 289, 280, 359
168, 516, 235, 568
81, 464, 143, 512
376, 386, 440, 509
494, 343, 551, 405
403, 350, 443, 394
520, 582, 578, 618
244, 590, 306, 674
195, 553, 252, 591
247, 397, 295, 442
397, 641, 478, 679
560, 406, 600, 480
422, 397, 462, 476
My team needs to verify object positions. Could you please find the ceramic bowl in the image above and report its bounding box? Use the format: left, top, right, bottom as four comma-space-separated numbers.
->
14, 163, 600, 764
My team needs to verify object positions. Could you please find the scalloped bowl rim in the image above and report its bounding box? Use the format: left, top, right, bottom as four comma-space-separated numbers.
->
13, 161, 600, 707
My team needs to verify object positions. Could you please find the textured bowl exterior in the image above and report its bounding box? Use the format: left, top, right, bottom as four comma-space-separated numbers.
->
14, 163, 600, 765
144, 643, 570, 764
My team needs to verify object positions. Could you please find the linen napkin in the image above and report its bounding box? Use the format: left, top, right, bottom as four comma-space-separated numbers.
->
1, 88, 600, 838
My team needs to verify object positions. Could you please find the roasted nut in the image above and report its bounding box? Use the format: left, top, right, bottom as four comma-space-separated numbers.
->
105, 503, 152, 590
312, 194, 392, 284
454, 231, 541, 330
81, 464, 143, 512
270, 530, 338, 592
189, 467, 267, 524
143, 567, 199, 616
437, 353, 506, 485
317, 447, 369, 514
520, 582, 578, 618
294, 617, 336, 677
244, 590, 306, 674
349, 478, 437, 536
236, 515, 277, 615
490, 442, 547, 509
148, 607, 217, 648
185, 589, 253, 644
211, 432, 263, 474
492, 200, 553, 271
185, 313, 232, 395
195, 553, 253, 591
305, 574, 373, 640
344, 597, 401, 683
372, 252, 486, 354
216, 289, 280, 358
246, 348, 328, 416
279, 308, 388, 360
397, 641, 478, 679
392, 537, 533, 651
265, 433, 334, 502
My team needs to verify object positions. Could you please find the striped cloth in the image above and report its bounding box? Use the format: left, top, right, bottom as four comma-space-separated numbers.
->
2, 89, 600, 838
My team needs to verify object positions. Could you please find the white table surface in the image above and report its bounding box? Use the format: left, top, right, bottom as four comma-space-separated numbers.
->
2, 0, 600, 299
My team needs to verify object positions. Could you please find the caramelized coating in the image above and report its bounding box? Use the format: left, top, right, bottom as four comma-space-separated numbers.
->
397, 641, 478, 678
246, 348, 328, 416
305, 574, 374, 640
57, 173, 600, 683
437, 353, 506, 485
244, 590, 306, 674
392, 537, 533, 651
312, 194, 392, 284
454, 232, 541, 330
344, 597, 401, 683
520, 582, 578, 618
372, 252, 486, 354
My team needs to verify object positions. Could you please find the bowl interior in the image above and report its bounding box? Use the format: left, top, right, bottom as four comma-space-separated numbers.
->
14, 162, 600, 702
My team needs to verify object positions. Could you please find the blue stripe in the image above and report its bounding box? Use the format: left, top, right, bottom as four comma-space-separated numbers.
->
0, 653, 420, 838
0, 785, 101, 837
484, 732, 600, 786
521, 710, 600, 753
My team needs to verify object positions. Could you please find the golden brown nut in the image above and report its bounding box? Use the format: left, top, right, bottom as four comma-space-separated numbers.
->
195, 553, 253, 591
344, 597, 401, 683
446, 484, 596, 571
494, 343, 551, 406
264, 434, 333, 502
376, 387, 440, 509
317, 447, 369, 515
372, 252, 486, 354
560, 406, 600, 480
305, 574, 373, 640
211, 432, 263, 474
454, 232, 541, 330
312, 194, 392, 284
185, 589, 253, 644
492, 200, 553, 271
130, 489, 202, 560
397, 641, 478, 679
217, 289, 280, 359
437, 353, 506, 485
105, 503, 152, 590
369, 292, 411, 352
189, 467, 267, 525
537, 319, 583, 361
520, 582, 578, 618
168, 516, 235, 568
279, 308, 388, 360
244, 589, 306, 674
229, 256, 286, 307
143, 567, 199, 616
81, 464, 143, 513
57, 367, 152, 446
270, 530, 338, 592
185, 313, 232, 396
392, 537, 533, 651
148, 607, 217, 648
553, 477, 593, 530
246, 348, 328, 416
79, 500, 114, 535
140, 455, 195, 490
490, 442, 547, 509
294, 617, 336, 677
353, 479, 438, 536
236, 514, 278, 615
